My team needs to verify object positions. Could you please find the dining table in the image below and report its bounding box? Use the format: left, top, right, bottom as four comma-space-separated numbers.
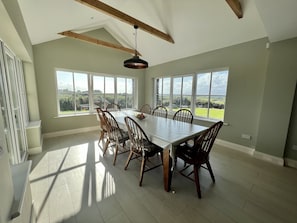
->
110, 110, 208, 192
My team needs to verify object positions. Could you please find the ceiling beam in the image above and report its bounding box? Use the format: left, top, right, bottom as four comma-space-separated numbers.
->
226, 0, 243, 19
75, 0, 174, 43
58, 31, 141, 55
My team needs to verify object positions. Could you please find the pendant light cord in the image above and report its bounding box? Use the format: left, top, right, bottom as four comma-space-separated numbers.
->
134, 25, 138, 56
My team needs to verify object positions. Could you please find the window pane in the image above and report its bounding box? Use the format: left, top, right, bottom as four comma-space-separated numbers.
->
57, 71, 75, 114
127, 95, 133, 108
209, 96, 226, 120
211, 71, 228, 95
163, 78, 171, 94
117, 77, 126, 94
127, 79, 133, 94
74, 73, 88, 112
173, 77, 182, 94
105, 77, 114, 104
93, 76, 104, 108
182, 96, 191, 108
195, 95, 209, 118
196, 73, 211, 95
182, 76, 192, 95
172, 95, 181, 109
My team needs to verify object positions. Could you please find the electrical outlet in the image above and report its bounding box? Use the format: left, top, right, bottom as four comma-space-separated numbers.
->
241, 134, 251, 140
292, 145, 297, 151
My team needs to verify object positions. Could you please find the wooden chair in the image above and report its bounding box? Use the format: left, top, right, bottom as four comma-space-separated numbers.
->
124, 116, 163, 186
152, 105, 168, 118
106, 103, 121, 111
175, 121, 223, 198
173, 108, 193, 124
139, 104, 152, 114
96, 108, 108, 146
102, 111, 129, 165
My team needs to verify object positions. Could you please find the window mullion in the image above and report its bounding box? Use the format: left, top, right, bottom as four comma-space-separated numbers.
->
89, 74, 93, 111
72, 72, 77, 113
208, 72, 213, 119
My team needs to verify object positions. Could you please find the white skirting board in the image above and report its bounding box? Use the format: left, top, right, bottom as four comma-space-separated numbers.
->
215, 139, 286, 167
43, 126, 99, 139
284, 158, 297, 169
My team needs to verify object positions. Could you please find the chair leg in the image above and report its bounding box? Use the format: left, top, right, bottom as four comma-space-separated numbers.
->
206, 161, 215, 183
103, 139, 110, 155
124, 151, 134, 170
194, 165, 202, 198
139, 156, 146, 186
113, 144, 119, 166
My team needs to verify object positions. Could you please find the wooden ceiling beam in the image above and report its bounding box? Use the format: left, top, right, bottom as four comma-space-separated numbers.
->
58, 31, 141, 55
226, 0, 243, 19
75, 0, 174, 43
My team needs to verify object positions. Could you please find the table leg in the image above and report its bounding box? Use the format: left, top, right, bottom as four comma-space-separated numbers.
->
163, 148, 172, 192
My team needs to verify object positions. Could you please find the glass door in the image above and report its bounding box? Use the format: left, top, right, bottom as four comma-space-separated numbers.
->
0, 42, 28, 164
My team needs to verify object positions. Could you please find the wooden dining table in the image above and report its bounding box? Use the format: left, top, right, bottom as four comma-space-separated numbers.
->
110, 110, 208, 192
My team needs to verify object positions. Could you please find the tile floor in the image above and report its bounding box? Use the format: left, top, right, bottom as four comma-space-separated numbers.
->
29, 131, 297, 223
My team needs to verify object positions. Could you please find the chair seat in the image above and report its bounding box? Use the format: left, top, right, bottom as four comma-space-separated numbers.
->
176, 144, 208, 165
143, 141, 163, 156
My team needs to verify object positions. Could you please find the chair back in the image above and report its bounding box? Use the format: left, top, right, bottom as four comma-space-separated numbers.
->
106, 103, 121, 111
104, 111, 125, 143
140, 104, 152, 114
194, 121, 223, 162
152, 105, 168, 118
124, 116, 150, 154
96, 108, 108, 132
173, 109, 193, 124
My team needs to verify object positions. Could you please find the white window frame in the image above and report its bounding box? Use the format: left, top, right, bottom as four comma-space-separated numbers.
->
154, 68, 229, 121
55, 69, 136, 116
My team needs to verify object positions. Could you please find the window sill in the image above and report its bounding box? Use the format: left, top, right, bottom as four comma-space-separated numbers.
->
54, 112, 97, 118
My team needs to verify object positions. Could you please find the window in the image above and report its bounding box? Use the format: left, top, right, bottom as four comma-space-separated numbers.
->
154, 69, 228, 121
56, 69, 135, 115
195, 70, 228, 120
117, 77, 134, 109
56, 71, 89, 115
172, 76, 193, 111
155, 77, 170, 107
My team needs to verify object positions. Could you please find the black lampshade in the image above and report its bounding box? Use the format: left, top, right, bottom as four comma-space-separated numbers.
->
124, 55, 148, 69
124, 25, 148, 69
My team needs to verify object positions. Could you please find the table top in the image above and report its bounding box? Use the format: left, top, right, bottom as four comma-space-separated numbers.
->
111, 110, 207, 148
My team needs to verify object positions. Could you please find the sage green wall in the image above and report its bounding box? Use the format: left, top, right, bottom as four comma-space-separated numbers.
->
145, 38, 269, 149
257, 37, 297, 158
285, 85, 297, 160
33, 29, 145, 134
2, 0, 33, 61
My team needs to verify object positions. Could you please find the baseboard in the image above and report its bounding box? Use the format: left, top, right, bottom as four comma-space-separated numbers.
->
43, 126, 99, 139
215, 139, 285, 166
28, 146, 42, 155
253, 151, 284, 166
215, 139, 255, 155
284, 158, 297, 169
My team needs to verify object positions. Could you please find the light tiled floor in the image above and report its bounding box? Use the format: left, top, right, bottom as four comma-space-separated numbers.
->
29, 131, 297, 223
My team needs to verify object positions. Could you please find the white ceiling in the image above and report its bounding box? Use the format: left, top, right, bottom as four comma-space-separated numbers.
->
17, 0, 297, 66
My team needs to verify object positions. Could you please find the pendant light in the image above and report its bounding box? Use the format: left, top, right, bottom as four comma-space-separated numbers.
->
124, 25, 148, 69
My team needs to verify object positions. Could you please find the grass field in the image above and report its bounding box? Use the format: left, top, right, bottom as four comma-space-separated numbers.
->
172, 107, 224, 120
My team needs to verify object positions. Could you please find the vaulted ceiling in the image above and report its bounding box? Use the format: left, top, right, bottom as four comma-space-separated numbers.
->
17, 0, 297, 66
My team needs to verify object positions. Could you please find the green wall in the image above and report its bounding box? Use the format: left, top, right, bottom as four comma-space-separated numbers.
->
145, 38, 269, 149
257, 38, 297, 158
33, 29, 145, 133
285, 85, 297, 160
